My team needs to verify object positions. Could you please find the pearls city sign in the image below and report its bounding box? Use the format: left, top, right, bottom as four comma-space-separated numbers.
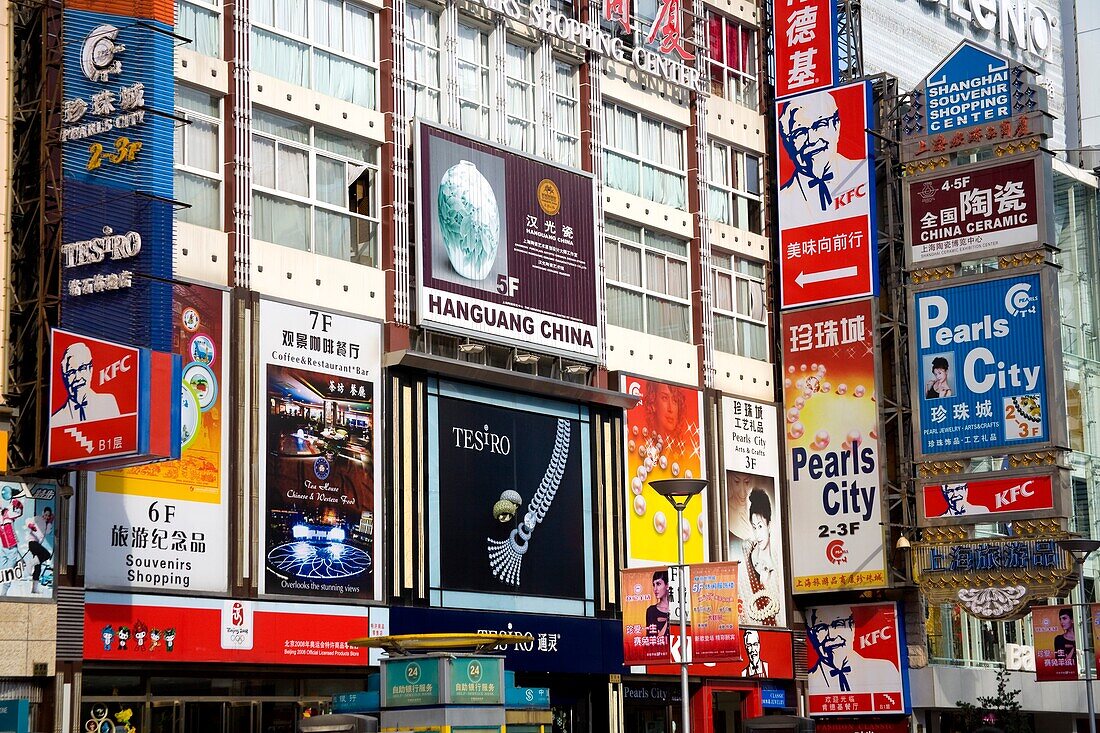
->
465, 0, 707, 93
917, 0, 1056, 61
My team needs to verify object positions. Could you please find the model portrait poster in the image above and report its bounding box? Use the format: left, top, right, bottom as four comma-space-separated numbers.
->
0, 481, 57, 598
621, 565, 674, 665
87, 285, 230, 593
434, 392, 587, 600
782, 299, 887, 592
1033, 605, 1079, 681
258, 300, 382, 600
806, 601, 907, 715
722, 396, 785, 628
622, 377, 707, 568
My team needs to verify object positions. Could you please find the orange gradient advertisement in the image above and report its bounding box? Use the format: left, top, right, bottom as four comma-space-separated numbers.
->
782, 299, 886, 592
622, 377, 706, 566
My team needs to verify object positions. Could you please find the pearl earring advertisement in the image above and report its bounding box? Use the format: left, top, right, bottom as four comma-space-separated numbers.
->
781, 298, 888, 592
622, 377, 707, 567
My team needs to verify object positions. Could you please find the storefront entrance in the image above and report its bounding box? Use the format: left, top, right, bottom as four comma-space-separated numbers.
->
711, 691, 746, 733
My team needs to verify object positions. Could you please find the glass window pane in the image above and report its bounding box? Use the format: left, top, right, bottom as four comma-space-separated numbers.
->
253, 136, 276, 188
316, 156, 346, 206
315, 129, 372, 162
645, 232, 688, 257
175, 170, 220, 229
254, 109, 310, 144
176, 86, 219, 117
253, 192, 309, 249
645, 252, 666, 295
618, 243, 642, 285
187, 118, 219, 173
252, 27, 310, 87
277, 145, 310, 196
714, 271, 733, 311
666, 259, 688, 299
346, 4, 375, 61
314, 0, 341, 49
607, 285, 644, 332
314, 208, 352, 260
274, 0, 307, 35
745, 154, 761, 195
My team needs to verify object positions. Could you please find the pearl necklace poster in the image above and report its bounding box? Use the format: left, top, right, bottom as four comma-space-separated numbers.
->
781, 298, 888, 592
622, 377, 707, 567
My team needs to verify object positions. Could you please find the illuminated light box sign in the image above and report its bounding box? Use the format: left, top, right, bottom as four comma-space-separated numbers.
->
48, 328, 180, 469
909, 268, 1067, 459
60, 180, 173, 351
646, 628, 795, 680
61, 9, 175, 198
805, 601, 908, 716
904, 153, 1054, 268
83, 592, 388, 665
773, 0, 838, 99
918, 466, 1066, 526
776, 81, 877, 309
781, 299, 887, 593
0, 481, 57, 599
415, 123, 599, 360
1032, 605, 1078, 682
901, 41, 1051, 163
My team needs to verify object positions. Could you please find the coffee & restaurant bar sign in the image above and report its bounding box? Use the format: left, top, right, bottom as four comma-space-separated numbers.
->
463, 0, 707, 92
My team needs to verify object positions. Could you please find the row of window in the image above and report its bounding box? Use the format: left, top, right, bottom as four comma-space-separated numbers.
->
177, 0, 761, 111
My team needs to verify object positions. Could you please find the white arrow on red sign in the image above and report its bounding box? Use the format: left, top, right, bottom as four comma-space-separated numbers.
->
794, 266, 859, 288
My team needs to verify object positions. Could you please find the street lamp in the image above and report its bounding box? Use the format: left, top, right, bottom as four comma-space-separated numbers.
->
650, 478, 707, 733
1058, 538, 1100, 733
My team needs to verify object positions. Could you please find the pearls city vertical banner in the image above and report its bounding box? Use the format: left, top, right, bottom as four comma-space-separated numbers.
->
781, 298, 888, 592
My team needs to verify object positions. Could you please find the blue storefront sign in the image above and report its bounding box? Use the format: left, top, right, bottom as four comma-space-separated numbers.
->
388, 607, 624, 675
924, 42, 1012, 135
0, 699, 29, 733
912, 271, 1056, 457
760, 684, 787, 710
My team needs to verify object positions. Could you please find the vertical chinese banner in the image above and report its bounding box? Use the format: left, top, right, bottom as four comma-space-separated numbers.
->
782, 299, 887, 592
773, 0, 837, 99
621, 566, 674, 665
622, 377, 707, 567
86, 285, 229, 593
690, 562, 741, 662
1033, 605, 1079, 681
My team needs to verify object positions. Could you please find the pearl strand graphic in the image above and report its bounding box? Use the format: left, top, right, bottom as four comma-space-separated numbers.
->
784, 362, 876, 449
487, 418, 571, 586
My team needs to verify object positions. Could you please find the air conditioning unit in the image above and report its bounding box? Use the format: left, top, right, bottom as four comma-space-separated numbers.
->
1079, 145, 1100, 174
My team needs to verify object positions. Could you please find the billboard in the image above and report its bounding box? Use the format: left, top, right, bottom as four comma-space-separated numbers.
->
415, 123, 599, 359
85, 285, 229, 593
431, 386, 591, 608
773, 0, 838, 99
0, 481, 57, 599
904, 154, 1053, 267
806, 601, 907, 715
910, 269, 1064, 458
721, 397, 786, 627
1033, 605, 1078, 681
777, 81, 877, 309
621, 566, 675, 665
83, 592, 389, 665
782, 300, 887, 592
258, 300, 383, 600
647, 628, 795, 679
919, 467, 1064, 526
623, 377, 707, 567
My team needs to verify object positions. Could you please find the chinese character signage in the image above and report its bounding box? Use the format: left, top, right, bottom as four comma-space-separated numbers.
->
721, 398, 786, 627
1033, 605, 1078, 681
448, 657, 504, 705
382, 658, 442, 707
689, 562, 741, 662
919, 467, 1063, 526
623, 377, 707, 567
647, 628, 795, 679
0, 481, 57, 599
83, 592, 387, 665
782, 300, 887, 592
258, 300, 382, 600
905, 154, 1053, 267
85, 285, 230, 593
416, 123, 599, 359
910, 269, 1064, 458
777, 81, 877, 309
621, 565, 674, 665
806, 602, 907, 716
431, 385, 591, 607
773, 0, 837, 98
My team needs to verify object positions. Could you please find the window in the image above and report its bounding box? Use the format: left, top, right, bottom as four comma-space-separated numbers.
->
604, 103, 686, 209
174, 86, 222, 229
549, 60, 580, 167
457, 23, 490, 138
708, 12, 758, 110
712, 251, 768, 359
505, 43, 536, 153
177, 0, 221, 57
605, 221, 690, 342
252, 109, 379, 266
405, 4, 441, 122
251, 0, 377, 109
707, 140, 763, 234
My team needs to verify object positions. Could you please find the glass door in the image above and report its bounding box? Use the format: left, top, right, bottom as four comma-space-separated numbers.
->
149, 701, 181, 733
226, 702, 258, 733
711, 691, 744, 733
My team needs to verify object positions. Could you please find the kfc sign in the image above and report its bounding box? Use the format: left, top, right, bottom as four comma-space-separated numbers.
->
806, 601, 907, 716
777, 81, 877, 309
920, 469, 1059, 525
774, 0, 837, 98
48, 329, 141, 465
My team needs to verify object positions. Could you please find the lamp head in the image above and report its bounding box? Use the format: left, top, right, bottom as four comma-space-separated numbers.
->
649, 479, 707, 511
1057, 538, 1100, 564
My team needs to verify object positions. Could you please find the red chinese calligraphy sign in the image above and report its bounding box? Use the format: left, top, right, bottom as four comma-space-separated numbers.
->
774, 0, 837, 99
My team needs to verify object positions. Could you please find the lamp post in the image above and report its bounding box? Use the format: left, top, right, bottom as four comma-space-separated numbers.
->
650, 478, 707, 733
1058, 538, 1100, 733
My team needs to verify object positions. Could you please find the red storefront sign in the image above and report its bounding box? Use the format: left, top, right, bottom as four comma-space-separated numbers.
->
813, 719, 909, 733
646, 628, 793, 679
774, 0, 837, 98
921, 471, 1057, 522
83, 593, 386, 665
